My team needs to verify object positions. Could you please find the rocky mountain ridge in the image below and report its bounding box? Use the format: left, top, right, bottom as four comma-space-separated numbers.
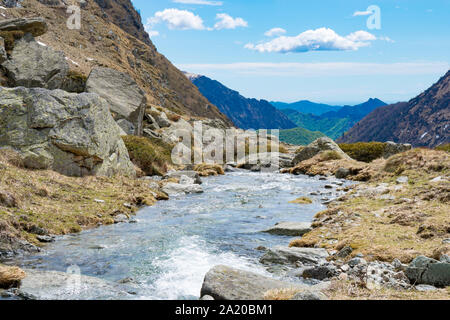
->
339, 71, 450, 147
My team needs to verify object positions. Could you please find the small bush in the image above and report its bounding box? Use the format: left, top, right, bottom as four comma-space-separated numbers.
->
122, 136, 173, 176
339, 142, 386, 162
320, 151, 343, 161
435, 144, 450, 153
289, 197, 313, 204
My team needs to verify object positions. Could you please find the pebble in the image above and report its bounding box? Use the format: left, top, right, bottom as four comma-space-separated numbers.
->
94, 199, 105, 203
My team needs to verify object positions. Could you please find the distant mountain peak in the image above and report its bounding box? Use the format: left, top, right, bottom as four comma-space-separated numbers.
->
183, 71, 203, 81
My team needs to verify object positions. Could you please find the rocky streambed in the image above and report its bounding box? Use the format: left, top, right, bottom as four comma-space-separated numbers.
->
1, 171, 352, 300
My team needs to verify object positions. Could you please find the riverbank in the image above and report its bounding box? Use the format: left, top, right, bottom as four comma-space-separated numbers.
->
0, 149, 167, 258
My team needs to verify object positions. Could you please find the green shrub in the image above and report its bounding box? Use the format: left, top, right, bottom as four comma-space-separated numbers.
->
320, 150, 343, 161
122, 136, 173, 176
339, 142, 386, 163
435, 144, 450, 153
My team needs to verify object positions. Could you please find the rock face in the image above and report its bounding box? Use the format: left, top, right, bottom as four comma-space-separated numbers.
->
200, 265, 316, 300
16, 269, 132, 300
293, 137, 350, 165
0, 17, 48, 37
263, 222, 312, 237
338, 71, 450, 148
0, 87, 135, 177
86, 67, 146, 135
260, 246, 329, 266
406, 256, 450, 287
2, 33, 69, 89
383, 141, 412, 159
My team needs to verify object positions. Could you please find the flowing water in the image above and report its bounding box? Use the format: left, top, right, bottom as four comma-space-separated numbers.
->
7, 171, 348, 300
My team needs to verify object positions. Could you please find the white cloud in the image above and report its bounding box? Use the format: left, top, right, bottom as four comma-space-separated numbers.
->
353, 10, 372, 16
147, 8, 206, 31
264, 28, 286, 37
177, 62, 449, 77
379, 36, 395, 43
147, 30, 160, 37
173, 0, 223, 5
214, 13, 248, 30
245, 28, 377, 53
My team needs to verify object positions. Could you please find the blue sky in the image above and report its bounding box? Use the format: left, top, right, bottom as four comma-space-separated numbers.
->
132, 0, 450, 105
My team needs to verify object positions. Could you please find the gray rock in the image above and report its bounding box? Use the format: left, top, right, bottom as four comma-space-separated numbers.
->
442, 239, 450, 244
162, 183, 203, 195
0, 17, 48, 37
406, 256, 450, 287
415, 284, 438, 292
335, 168, 351, 179
200, 295, 215, 300
36, 235, 55, 243
348, 258, 367, 267
237, 152, 294, 170
396, 176, 409, 184
143, 129, 161, 139
116, 119, 135, 136
113, 214, 128, 224
86, 67, 146, 135
336, 246, 353, 259
441, 255, 450, 263
0, 190, 17, 208
302, 264, 339, 281
2, 33, 69, 89
16, 269, 133, 300
291, 291, 328, 300
293, 137, 351, 165
263, 222, 312, 237
200, 265, 314, 300
164, 170, 202, 185
0, 87, 135, 177
155, 112, 171, 128
383, 141, 412, 159
260, 246, 329, 266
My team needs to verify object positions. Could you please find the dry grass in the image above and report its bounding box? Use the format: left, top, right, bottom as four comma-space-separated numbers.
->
194, 163, 225, 177
326, 279, 450, 300
263, 288, 300, 300
0, 149, 163, 247
289, 149, 450, 264
0, 264, 26, 289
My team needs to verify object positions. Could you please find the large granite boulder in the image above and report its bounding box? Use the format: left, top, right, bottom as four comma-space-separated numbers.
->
2, 33, 69, 89
293, 137, 350, 166
0, 17, 48, 37
405, 256, 450, 287
86, 67, 146, 136
200, 265, 321, 300
0, 86, 135, 177
15, 269, 133, 300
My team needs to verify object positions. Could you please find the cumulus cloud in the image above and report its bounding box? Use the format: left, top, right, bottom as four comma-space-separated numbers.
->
264, 28, 286, 37
353, 10, 373, 16
173, 0, 223, 5
147, 8, 206, 31
214, 13, 248, 30
245, 28, 378, 53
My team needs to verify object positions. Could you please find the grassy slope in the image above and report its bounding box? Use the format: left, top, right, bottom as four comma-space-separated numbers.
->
279, 127, 326, 145
0, 149, 165, 252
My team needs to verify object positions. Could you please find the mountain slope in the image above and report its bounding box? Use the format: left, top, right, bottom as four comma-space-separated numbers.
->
189, 74, 297, 130
282, 98, 387, 140
1, 0, 231, 125
338, 71, 450, 147
271, 100, 342, 116
279, 127, 325, 146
